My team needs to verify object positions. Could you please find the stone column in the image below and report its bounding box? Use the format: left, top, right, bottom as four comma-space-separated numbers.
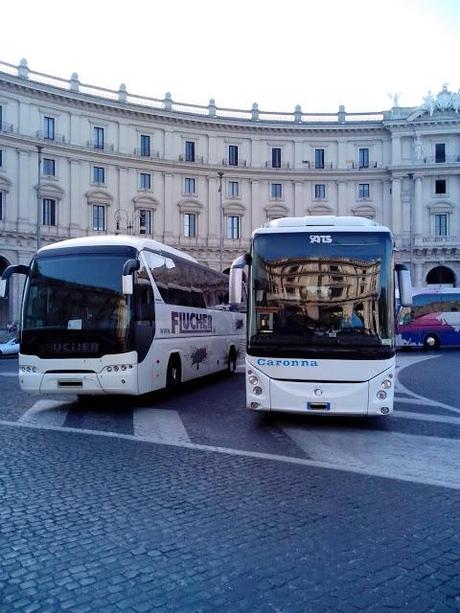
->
118, 167, 128, 233
391, 178, 402, 236
69, 159, 81, 233
391, 135, 401, 166
17, 150, 30, 227
414, 176, 423, 237
294, 181, 304, 216
250, 179, 261, 229
18, 102, 30, 135
414, 262, 424, 287
164, 131, 174, 160
337, 181, 347, 216
163, 173, 174, 241
382, 181, 392, 228
70, 114, 80, 146
207, 176, 219, 246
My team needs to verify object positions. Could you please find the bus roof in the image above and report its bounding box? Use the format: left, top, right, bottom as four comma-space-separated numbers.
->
37, 235, 198, 263
254, 216, 391, 236
411, 287, 460, 296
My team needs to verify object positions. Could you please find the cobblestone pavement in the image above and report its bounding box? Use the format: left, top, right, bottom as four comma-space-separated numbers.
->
0, 351, 459, 611
1, 424, 459, 612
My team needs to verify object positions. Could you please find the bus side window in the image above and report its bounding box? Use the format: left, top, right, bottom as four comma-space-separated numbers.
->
143, 251, 169, 302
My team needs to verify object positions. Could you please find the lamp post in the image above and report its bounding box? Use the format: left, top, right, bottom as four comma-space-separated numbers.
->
114, 208, 143, 235
218, 171, 224, 271
36, 145, 43, 251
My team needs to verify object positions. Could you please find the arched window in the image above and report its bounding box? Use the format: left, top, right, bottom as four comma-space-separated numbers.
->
426, 266, 456, 287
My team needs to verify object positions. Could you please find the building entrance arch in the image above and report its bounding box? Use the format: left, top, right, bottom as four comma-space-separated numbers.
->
426, 265, 456, 287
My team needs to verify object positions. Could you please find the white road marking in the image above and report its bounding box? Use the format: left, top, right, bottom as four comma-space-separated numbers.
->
18, 399, 69, 427
133, 408, 190, 444
0, 372, 19, 377
0, 417, 458, 491
394, 410, 460, 425
282, 426, 460, 490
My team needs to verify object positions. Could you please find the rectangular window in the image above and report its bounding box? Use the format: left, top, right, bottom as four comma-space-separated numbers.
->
434, 214, 448, 236
227, 215, 240, 239
358, 183, 370, 199
185, 140, 195, 162
139, 209, 152, 235
42, 198, 56, 226
93, 166, 105, 184
92, 204, 105, 231
0, 192, 3, 220
314, 184, 326, 199
228, 180, 239, 197
93, 126, 105, 149
272, 147, 281, 168
315, 148, 325, 169
43, 158, 56, 176
184, 177, 196, 194
271, 183, 282, 199
435, 143, 446, 163
359, 147, 369, 168
140, 134, 151, 157
228, 145, 239, 166
139, 172, 151, 190
184, 212, 197, 237
44, 116, 55, 140
435, 179, 446, 194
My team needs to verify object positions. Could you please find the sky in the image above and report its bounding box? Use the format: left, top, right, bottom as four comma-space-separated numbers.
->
2, 0, 460, 113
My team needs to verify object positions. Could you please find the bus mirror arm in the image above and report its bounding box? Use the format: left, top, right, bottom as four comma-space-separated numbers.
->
122, 259, 140, 295
0, 264, 30, 299
229, 253, 250, 306
395, 264, 413, 307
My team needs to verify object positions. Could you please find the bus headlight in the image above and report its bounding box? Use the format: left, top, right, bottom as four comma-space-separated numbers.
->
381, 379, 392, 389
377, 390, 387, 400
253, 386, 263, 395
248, 375, 258, 385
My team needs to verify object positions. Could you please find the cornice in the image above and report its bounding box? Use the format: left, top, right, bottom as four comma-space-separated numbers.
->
0, 74, 388, 136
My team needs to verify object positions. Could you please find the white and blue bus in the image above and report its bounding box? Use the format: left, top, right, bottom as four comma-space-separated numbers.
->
0, 236, 245, 396
396, 287, 460, 349
229, 216, 412, 417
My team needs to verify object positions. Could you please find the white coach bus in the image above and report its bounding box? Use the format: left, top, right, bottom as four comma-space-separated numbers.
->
0, 236, 245, 397
229, 216, 412, 417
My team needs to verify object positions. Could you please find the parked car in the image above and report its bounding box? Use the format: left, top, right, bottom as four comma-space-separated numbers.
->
0, 338, 19, 356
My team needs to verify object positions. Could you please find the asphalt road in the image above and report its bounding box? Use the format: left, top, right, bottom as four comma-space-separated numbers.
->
0, 350, 459, 611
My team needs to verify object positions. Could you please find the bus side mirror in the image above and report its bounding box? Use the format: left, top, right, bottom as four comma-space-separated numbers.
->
396, 264, 412, 307
122, 259, 140, 295
0, 264, 30, 299
229, 253, 250, 307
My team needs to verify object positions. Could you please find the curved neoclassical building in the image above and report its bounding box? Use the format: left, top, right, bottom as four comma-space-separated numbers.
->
0, 58, 459, 325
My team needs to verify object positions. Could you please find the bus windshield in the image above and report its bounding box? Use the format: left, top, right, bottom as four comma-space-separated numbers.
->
21, 249, 135, 357
249, 231, 394, 358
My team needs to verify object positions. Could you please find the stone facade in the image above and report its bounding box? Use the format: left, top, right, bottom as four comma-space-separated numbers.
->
0, 59, 459, 325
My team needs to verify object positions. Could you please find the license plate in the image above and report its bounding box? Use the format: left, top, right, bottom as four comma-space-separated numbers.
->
307, 401, 331, 411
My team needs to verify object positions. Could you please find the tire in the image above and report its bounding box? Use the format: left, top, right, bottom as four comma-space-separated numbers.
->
227, 347, 237, 374
166, 355, 182, 392
423, 334, 439, 350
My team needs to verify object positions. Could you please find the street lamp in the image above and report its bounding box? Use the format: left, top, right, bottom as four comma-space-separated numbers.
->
36, 145, 43, 251
114, 208, 143, 235
218, 171, 224, 271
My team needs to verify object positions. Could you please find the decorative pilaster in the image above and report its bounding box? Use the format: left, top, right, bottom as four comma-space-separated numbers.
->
294, 181, 304, 217
337, 182, 347, 216
391, 178, 402, 236
163, 173, 174, 240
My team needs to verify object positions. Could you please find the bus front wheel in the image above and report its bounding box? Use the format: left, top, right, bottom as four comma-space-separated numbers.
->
423, 334, 439, 350
166, 355, 182, 392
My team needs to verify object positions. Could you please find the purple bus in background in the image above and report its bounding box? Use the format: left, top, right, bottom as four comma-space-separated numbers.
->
396, 288, 460, 349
